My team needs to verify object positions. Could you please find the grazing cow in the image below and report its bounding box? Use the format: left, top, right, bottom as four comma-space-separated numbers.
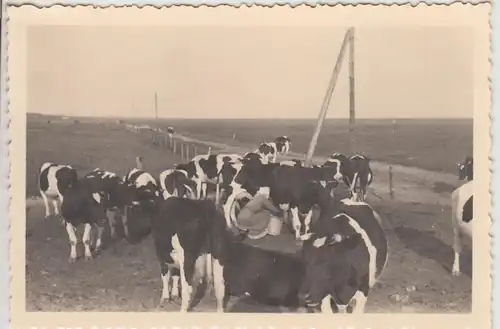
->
274, 136, 292, 154
254, 136, 291, 164
83, 168, 140, 239
457, 156, 473, 181
175, 153, 242, 201
151, 197, 228, 312
298, 199, 388, 313
346, 154, 374, 202
451, 179, 473, 276
159, 168, 197, 200
38, 162, 78, 219
60, 177, 115, 262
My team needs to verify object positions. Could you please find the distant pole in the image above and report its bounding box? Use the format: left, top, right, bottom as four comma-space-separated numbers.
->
305, 28, 354, 167
348, 29, 356, 155
154, 92, 158, 120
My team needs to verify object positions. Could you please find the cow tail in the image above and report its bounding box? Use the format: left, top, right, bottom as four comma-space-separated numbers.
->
205, 253, 214, 294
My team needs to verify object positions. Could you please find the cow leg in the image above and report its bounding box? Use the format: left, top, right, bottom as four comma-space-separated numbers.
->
106, 209, 117, 239
320, 295, 334, 313
202, 183, 208, 200
350, 291, 368, 314
452, 227, 462, 276
82, 223, 94, 261
212, 257, 226, 312
290, 207, 302, 240
94, 223, 105, 255
65, 221, 78, 262
215, 184, 220, 206
179, 258, 192, 312
196, 182, 202, 200
171, 274, 180, 299
52, 199, 60, 216
40, 191, 52, 218
122, 206, 130, 239
159, 263, 172, 305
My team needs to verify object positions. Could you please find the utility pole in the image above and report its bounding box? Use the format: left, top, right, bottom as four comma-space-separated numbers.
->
154, 92, 158, 119
305, 28, 354, 167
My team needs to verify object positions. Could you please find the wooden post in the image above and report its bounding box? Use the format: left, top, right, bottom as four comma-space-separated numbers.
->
154, 92, 158, 119
186, 144, 190, 160
208, 146, 212, 155
305, 28, 354, 167
348, 29, 356, 155
194, 145, 197, 156
173, 139, 177, 154
389, 166, 394, 200
181, 143, 185, 161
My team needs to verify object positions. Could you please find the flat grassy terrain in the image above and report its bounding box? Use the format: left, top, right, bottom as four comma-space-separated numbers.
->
134, 118, 472, 174
25, 116, 472, 313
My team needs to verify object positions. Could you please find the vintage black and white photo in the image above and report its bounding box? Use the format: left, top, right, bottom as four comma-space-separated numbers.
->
7, 4, 492, 329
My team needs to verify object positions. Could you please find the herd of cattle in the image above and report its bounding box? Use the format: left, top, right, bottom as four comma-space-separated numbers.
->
35, 131, 474, 313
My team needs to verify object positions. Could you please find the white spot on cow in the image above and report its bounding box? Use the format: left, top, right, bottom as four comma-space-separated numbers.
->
313, 236, 327, 248
92, 193, 101, 204
334, 213, 377, 287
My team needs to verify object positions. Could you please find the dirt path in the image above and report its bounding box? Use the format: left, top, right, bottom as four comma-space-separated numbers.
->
174, 133, 458, 207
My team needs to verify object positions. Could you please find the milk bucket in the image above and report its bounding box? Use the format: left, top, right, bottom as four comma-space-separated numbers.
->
267, 216, 283, 236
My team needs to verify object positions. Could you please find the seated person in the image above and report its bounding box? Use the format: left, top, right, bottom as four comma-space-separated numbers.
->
233, 189, 283, 239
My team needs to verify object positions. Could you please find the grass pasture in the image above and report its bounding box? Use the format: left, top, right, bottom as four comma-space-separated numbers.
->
25, 115, 472, 313
137, 118, 473, 174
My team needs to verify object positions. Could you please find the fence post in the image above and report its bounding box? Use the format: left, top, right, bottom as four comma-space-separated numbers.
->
389, 166, 394, 200
186, 144, 190, 160
208, 146, 212, 155
194, 145, 197, 156
173, 139, 177, 154
181, 143, 185, 161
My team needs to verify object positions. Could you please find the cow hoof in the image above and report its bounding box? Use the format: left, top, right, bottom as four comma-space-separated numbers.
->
452, 269, 460, 276
84, 255, 94, 262
68, 257, 77, 263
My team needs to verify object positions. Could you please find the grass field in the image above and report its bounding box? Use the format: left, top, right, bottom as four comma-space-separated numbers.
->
133, 118, 473, 174
25, 115, 472, 313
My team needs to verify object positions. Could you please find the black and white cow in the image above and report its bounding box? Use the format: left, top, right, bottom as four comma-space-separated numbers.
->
451, 179, 473, 276
159, 168, 197, 200
298, 198, 388, 313
150, 197, 229, 312
175, 153, 242, 201
457, 156, 473, 181
151, 196, 308, 312
83, 168, 140, 239
346, 154, 373, 202
254, 136, 292, 164
60, 176, 117, 262
38, 162, 78, 219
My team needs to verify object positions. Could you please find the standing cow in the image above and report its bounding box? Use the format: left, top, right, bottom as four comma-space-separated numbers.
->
451, 156, 473, 276
38, 162, 78, 220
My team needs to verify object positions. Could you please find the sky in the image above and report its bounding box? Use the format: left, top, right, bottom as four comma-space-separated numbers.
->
27, 25, 473, 119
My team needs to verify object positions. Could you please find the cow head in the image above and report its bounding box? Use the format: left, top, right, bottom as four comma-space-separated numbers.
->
198, 154, 219, 181
457, 156, 473, 181
298, 213, 362, 311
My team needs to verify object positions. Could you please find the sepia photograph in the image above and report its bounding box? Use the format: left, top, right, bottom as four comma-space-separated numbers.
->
7, 4, 491, 329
